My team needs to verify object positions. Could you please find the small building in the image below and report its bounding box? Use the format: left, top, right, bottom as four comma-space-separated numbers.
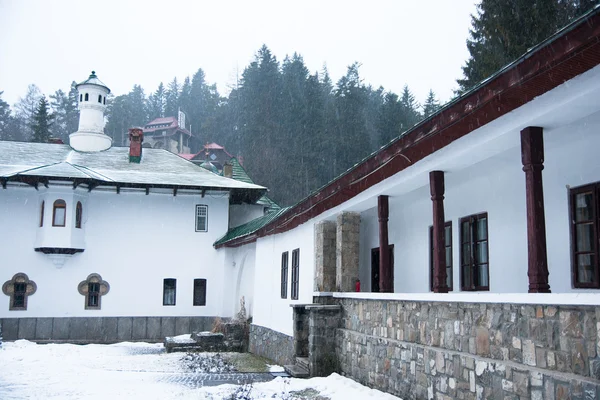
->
142, 116, 194, 154
0, 72, 267, 342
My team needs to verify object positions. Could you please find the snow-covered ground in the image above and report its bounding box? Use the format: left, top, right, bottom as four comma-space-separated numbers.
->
0, 340, 400, 400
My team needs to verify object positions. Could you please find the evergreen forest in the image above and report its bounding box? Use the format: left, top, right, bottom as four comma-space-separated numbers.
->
0, 0, 597, 206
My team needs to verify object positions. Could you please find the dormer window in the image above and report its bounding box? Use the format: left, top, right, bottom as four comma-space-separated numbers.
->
52, 199, 66, 227
75, 201, 82, 229
84, 93, 89, 101
39, 201, 44, 227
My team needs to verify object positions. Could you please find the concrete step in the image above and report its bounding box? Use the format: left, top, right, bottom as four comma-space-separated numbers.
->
296, 357, 309, 370
284, 364, 309, 378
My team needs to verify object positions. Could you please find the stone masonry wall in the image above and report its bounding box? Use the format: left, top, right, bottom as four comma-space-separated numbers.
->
308, 305, 342, 377
331, 298, 600, 400
249, 323, 294, 366
0, 316, 215, 343
314, 220, 337, 292
336, 212, 360, 292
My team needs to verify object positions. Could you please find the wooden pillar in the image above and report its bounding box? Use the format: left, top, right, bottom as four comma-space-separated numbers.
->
521, 127, 551, 293
430, 171, 448, 293
378, 195, 392, 292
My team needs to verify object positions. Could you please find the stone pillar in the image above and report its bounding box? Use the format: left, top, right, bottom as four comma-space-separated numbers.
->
430, 171, 448, 293
336, 212, 361, 292
314, 221, 337, 292
521, 127, 551, 293
292, 305, 309, 357
307, 304, 342, 377
378, 196, 393, 293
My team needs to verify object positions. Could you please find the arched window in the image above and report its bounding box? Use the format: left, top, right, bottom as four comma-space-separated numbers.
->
79, 94, 83, 102
75, 201, 82, 229
39, 201, 44, 227
98, 94, 102, 103
52, 199, 66, 227
84, 93, 89, 101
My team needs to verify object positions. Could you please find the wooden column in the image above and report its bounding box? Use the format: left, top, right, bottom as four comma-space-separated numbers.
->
378, 195, 392, 292
430, 171, 448, 293
521, 126, 551, 293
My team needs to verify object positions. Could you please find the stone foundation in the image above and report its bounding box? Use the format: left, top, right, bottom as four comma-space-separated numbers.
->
0, 316, 216, 343
249, 323, 294, 366
330, 297, 600, 399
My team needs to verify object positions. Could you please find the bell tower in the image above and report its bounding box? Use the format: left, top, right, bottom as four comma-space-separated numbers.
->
69, 71, 112, 152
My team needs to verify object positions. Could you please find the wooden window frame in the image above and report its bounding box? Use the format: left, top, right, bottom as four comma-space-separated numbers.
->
2, 273, 37, 311
87, 282, 100, 308
460, 213, 489, 292
77, 273, 109, 310
281, 251, 289, 299
75, 201, 83, 229
193, 278, 207, 306
291, 249, 300, 300
195, 205, 208, 232
163, 278, 176, 306
39, 201, 44, 227
429, 221, 453, 291
569, 183, 600, 288
52, 199, 66, 227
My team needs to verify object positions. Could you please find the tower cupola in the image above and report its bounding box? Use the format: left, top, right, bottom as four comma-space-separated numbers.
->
69, 71, 112, 152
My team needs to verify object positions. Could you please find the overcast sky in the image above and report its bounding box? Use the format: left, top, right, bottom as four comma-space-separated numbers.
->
0, 0, 477, 108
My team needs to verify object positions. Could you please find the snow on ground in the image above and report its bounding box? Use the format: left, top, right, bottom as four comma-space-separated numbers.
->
0, 340, 400, 400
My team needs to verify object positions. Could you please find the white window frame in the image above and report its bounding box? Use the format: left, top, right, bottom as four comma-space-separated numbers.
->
195, 205, 208, 232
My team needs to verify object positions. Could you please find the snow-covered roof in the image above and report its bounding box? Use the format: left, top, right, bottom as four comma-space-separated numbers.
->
0, 141, 266, 202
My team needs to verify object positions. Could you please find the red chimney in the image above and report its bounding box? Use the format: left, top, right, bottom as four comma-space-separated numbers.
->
128, 128, 144, 163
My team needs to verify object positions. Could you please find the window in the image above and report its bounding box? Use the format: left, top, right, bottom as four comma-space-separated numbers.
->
98, 94, 102, 103
460, 213, 489, 291
77, 273, 109, 310
163, 278, 176, 305
193, 279, 207, 306
103, 96, 106, 105
84, 93, 89, 101
195, 205, 208, 232
281, 252, 289, 298
2, 273, 37, 311
88, 282, 100, 307
291, 249, 300, 300
79, 94, 82, 102
52, 199, 66, 227
39, 201, 44, 227
13, 282, 26, 308
75, 201, 82, 229
570, 183, 600, 288
429, 222, 453, 291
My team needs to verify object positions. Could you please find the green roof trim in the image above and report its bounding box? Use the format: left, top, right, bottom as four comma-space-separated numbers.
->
228, 157, 280, 210
214, 207, 290, 247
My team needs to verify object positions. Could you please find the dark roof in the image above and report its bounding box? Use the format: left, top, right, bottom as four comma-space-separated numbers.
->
0, 141, 266, 203
213, 207, 290, 247
215, 5, 600, 248
228, 158, 280, 210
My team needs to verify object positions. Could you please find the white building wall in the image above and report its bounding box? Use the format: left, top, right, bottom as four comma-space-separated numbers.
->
0, 186, 233, 318
229, 204, 266, 228
252, 222, 314, 337
221, 243, 256, 318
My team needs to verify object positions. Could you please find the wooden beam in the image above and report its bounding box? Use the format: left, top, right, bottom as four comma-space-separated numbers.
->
521, 127, 551, 293
173, 187, 178, 197
201, 189, 206, 198
378, 195, 393, 293
430, 171, 448, 293
145, 187, 150, 195
116, 185, 121, 194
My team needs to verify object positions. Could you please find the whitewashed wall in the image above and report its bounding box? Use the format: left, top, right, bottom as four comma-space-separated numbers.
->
0, 186, 232, 318
222, 243, 256, 318
252, 222, 315, 336
229, 204, 265, 228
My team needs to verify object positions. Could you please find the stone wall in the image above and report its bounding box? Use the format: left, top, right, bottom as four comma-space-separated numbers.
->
0, 316, 216, 343
330, 297, 600, 400
308, 304, 342, 377
249, 323, 294, 366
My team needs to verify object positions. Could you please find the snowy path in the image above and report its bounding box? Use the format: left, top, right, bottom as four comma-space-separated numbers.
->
0, 340, 400, 399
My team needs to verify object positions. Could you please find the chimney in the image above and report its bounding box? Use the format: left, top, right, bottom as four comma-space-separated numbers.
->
128, 127, 144, 163
223, 161, 233, 178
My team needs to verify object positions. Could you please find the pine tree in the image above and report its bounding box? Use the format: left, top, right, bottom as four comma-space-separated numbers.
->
14, 84, 42, 141
423, 89, 441, 118
31, 96, 53, 143
377, 92, 404, 146
148, 82, 166, 120
400, 85, 421, 128
50, 85, 79, 142
164, 77, 180, 118
456, 0, 599, 93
